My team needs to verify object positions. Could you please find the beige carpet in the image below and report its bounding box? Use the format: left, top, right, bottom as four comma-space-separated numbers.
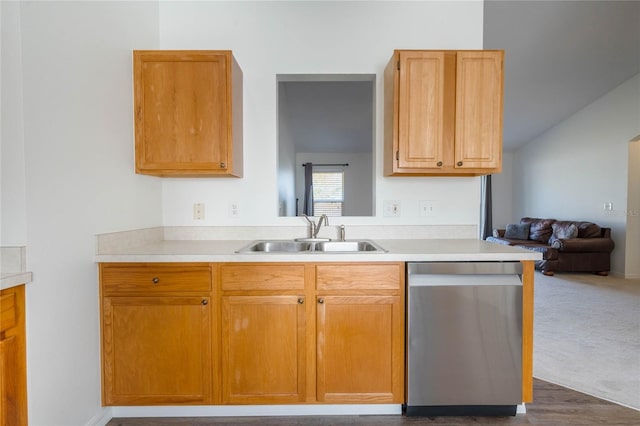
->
533, 272, 640, 409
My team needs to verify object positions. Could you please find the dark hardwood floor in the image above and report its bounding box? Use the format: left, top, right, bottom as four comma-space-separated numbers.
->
108, 379, 640, 426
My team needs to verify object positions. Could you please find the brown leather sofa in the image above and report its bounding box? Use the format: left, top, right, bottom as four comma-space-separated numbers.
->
486, 217, 615, 276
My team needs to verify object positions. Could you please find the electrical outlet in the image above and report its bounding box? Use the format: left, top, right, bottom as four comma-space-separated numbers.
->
419, 200, 438, 217
193, 203, 205, 220
229, 202, 239, 217
383, 200, 401, 217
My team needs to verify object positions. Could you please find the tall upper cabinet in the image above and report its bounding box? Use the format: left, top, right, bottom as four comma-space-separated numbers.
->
384, 50, 504, 176
133, 50, 243, 177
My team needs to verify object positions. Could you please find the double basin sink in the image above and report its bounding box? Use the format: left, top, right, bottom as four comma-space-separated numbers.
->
236, 239, 386, 254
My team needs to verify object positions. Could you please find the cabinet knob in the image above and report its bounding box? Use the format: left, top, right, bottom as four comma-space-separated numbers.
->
318, 298, 324, 304
437, 161, 443, 167
220, 162, 226, 168
457, 161, 463, 166
152, 277, 159, 284
201, 299, 208, 305
298, 298, 304, 304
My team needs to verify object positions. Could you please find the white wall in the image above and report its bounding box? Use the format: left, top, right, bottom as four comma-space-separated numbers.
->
159, 1, 485, 227
512, 73, 640, 277
1, 1, 28, 246
15, 2, 162, 424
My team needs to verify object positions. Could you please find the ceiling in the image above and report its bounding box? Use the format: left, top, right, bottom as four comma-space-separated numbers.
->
484, 0, 640, 151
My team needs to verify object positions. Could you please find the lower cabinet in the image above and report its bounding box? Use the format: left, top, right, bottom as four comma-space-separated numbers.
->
219, 262, 404, 404
315, 263, 405, 403
316, 295, 403, 403
99, 261, 404, 406
0, 285, 28, 425
221, 295, 306, 403
100, 263, 213, 405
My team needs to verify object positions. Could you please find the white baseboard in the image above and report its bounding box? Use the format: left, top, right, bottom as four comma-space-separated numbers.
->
111, 404, 402, 418
517, 403, 527, 414
86, 407, 113, 426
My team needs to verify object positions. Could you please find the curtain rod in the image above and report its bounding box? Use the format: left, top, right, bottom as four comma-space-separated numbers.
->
302, 163, 349, 167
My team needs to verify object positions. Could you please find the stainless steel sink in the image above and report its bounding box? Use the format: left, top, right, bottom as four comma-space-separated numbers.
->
236, 241, 311, 253
313, 240, 386, 252
235, 239, 386, 254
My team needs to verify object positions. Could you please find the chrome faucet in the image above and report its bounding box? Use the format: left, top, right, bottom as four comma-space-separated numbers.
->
302, 214, 329, 239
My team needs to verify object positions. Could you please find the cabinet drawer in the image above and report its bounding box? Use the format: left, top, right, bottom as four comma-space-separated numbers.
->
316, 263, 401, 291
220, 264, 305, 291
0, 291, 17, 333
101, 264, 211, 294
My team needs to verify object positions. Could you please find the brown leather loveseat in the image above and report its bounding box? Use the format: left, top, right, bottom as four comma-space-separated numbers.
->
486, 217, 615, 276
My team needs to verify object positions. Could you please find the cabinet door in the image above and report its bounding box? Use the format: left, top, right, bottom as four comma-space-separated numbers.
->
102, 296, 212, 405
0, 336, 18, 426
221, 295, 306, 404
316, 295, 404, 403
454, 51, 503, 169
0, 286, 27, 425
396, 51, 450, 169
134, 51, 242, 177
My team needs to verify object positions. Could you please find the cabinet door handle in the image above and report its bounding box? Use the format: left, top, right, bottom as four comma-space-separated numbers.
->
152, 277, 159, 284
220, 162, 226, 168
201, 299, 208, 305
437, 161, 443, 167
318, 298, 324, 304
457, 161, 463, 166
298, 298, 304, 304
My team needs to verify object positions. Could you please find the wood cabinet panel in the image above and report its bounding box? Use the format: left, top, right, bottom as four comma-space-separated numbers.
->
134, 50, 243, 177
220, 264, 305, 291
455, 51, 503, 169
0, 285, 27, 425
385, 49, 503, 176
397, 51, 447, 169
221, 295, 306, 403
101, 263, 211, 294
316, 263, 401, 291
0, 292, 17, 333
102, 296, 212, 405
316, 295, 404, 403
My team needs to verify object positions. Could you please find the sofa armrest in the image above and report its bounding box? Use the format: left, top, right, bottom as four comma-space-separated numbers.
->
551, 237, 615, 253
492, 229, 505, 238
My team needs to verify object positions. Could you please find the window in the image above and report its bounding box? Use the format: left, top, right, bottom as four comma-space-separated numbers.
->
312, 171, 344, 216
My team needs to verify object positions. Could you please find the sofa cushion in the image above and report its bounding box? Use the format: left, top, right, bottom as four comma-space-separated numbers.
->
520, 217, 555, 243
549, 222, 578, 244
576, 221, 601, 238
504, 223, 531, 240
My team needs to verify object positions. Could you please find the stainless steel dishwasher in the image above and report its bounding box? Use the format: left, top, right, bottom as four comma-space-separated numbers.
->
406, 262, 523, 416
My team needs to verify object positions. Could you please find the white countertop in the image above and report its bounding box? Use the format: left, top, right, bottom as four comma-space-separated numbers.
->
95, 238, 541, 263
0, 272, 33, 291
1, 246, 31, 290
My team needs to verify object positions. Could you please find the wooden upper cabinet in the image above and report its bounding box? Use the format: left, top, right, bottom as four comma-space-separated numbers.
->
384, 49, 503, 176
133, 50, 243, 177
455, 51, 503, 170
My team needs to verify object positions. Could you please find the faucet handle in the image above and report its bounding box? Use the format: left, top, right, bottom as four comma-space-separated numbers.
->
339, 225, 345, 241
